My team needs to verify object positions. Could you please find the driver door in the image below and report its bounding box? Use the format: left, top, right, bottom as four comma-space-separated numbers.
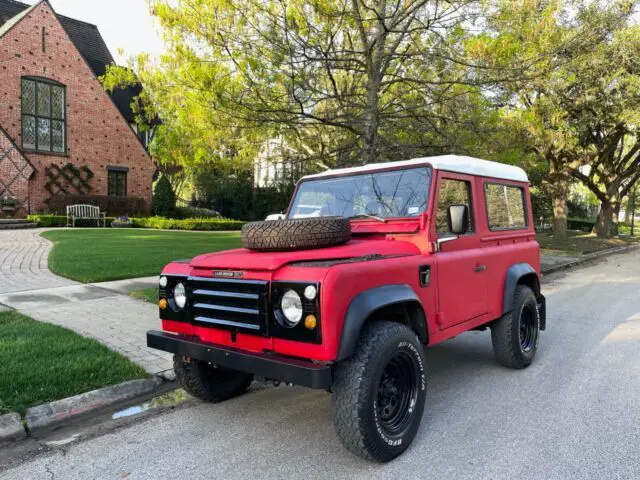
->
433, 173, 488, 329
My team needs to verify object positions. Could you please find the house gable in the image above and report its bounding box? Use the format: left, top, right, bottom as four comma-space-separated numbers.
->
0, 0, 141, 123
0, 0, 155, 212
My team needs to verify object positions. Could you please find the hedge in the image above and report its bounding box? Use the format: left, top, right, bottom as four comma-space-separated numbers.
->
28, 215, 245, 231
131, 216, 244, 231
48, 194, 150, 216
567, 217, 596, 232
28, 215, 117, 228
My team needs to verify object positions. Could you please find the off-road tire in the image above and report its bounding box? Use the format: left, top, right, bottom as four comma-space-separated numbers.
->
241, 217, 351, 251
173, 356, 253, 403
491, 285, 540, 369
332, 322, 427, 462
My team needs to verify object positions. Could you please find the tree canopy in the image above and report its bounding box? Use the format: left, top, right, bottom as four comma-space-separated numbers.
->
102, 0, 640, 237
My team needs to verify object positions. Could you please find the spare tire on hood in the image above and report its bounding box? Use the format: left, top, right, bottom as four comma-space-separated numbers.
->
241, 216, 352, 251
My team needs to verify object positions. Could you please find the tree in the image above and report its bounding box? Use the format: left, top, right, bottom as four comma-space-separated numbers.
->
103, 0, 569, 175
152, 174, 176, 217
493, 2, 640, 238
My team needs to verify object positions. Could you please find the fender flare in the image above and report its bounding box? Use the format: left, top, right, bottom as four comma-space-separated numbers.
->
335, 284, 425, 362
502, 263, 539, 314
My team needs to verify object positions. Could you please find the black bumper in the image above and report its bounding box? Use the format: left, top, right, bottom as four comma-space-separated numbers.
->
147, 330, 332, 389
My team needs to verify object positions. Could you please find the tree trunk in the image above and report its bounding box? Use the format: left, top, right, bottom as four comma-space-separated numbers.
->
612, 202, 621, 236
549, 172, 569, 241
625, 200, 633, 224
594, 201, 615, 237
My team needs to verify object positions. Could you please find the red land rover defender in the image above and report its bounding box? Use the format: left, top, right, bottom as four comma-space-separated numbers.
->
148, 155, 546, 462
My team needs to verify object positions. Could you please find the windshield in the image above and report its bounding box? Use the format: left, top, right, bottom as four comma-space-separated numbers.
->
289, 167, 432, 220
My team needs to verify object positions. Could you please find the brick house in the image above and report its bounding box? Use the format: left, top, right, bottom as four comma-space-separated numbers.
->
0, 0, 154, 217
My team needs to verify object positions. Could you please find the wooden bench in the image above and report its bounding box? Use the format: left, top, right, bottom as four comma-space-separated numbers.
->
66, 204, 106, 228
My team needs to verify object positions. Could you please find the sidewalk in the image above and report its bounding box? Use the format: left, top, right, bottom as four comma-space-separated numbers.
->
0, 276, 173, 378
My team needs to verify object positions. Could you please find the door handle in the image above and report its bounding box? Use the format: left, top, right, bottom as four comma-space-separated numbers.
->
474, 265, 487, 272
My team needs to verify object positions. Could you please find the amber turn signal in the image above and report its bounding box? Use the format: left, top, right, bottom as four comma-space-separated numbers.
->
304, 315, 317, 330
159, 298, 168, 310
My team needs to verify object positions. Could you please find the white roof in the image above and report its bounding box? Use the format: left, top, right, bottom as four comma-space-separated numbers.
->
301, 155, 528, 183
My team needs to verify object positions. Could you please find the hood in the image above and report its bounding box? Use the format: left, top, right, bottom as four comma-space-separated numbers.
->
190, 238, 421, 272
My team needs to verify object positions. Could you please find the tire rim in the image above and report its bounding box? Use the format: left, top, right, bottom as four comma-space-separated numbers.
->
376, 351, 419, 436
519, 304, 537, 353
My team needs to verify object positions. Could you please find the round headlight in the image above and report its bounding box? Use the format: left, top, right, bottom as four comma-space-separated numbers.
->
304, 285, 317, 301
159, 276, 168, 288
174, 282, 187, 309
281, 289, 303, 326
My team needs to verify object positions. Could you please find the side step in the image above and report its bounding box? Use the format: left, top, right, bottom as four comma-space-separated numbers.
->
0, 219, 38, 230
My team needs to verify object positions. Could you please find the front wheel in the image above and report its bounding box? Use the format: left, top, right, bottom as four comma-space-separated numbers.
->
491, 285, 540, 369
173, 356, 253, 403
332, 322, 427, 462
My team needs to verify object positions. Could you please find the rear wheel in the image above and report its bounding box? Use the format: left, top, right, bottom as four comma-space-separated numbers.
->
173, 356, 253, 403
332, 322, 427, 462
491, 285, 540, 369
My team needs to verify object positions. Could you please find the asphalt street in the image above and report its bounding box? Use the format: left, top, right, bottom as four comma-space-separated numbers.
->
3, 250, 640, 480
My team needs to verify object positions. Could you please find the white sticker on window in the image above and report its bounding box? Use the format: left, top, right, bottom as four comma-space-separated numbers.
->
408, 207, 419, 215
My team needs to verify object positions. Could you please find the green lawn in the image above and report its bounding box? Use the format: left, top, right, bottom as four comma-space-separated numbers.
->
0, 311, 147, 416
536, 230, 640, 255
130, 286, 158, 303
42, 229, 241, 283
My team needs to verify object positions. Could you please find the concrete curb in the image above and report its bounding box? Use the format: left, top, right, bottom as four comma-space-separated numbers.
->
541, 244, 639, 275
0, 413, 26, 445
25, 376, 164, 435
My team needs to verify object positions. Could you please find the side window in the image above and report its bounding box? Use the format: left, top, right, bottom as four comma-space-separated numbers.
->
484, 183, 527, 230
436, 178, 474, 235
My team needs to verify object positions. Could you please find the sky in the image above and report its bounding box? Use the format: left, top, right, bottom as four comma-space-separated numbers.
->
38, 0, 165, 65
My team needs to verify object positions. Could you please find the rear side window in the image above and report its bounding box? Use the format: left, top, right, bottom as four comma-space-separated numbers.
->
484, 183, 527, 230
436, 178, 474, 235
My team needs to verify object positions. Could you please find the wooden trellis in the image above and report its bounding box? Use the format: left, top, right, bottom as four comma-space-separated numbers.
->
44, 163, 94, 196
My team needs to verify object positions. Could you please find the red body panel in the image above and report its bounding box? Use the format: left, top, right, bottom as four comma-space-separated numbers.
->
160, 166, 541, 364
190, 238, 420, 271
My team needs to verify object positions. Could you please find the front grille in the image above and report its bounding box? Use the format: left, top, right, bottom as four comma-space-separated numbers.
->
187, 276, 269, 335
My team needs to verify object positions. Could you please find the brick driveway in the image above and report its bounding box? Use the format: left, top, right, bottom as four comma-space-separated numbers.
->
0, 228, 77, 293
0, 229, 172, 377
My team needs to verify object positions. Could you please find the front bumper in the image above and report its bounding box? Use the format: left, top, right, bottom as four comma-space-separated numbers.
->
147, 330, 332, 389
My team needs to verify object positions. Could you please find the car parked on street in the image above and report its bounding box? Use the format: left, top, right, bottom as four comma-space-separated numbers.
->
148, 155, 546, 462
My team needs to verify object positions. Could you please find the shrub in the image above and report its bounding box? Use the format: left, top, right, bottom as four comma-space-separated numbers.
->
132, 216, 244, 231
28, 214, 244, 231
152, 175, 176, 217
567, 217, 596, 232
28, 214, 117, 228
175, 206, 221, 219
47, 195, 149, 216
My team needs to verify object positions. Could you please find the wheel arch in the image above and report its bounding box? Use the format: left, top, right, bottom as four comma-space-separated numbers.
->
335, 285, 428, 362
502, 263, 540, 315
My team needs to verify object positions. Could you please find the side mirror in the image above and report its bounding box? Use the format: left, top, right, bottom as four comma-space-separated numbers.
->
265, 213, 286, 221
447, 204, 469, 235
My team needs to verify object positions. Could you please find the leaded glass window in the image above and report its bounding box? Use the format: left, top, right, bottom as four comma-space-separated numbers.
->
108, 170, 127, 197
21, 78, 66, 153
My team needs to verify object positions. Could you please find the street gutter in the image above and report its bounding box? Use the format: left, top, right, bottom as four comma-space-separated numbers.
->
541, 243, 640, 276
0, 376, 175, 445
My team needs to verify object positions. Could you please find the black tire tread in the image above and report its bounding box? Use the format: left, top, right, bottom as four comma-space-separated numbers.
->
332, 321, 425, 462
173, 356, 253, 403
241, 217, 351, 251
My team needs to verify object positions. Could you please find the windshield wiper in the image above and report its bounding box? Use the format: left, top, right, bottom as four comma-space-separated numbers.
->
349, 213, 388, 223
